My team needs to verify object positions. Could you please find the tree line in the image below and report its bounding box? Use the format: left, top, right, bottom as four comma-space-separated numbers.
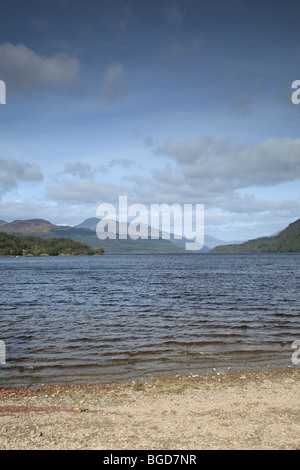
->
0, 232, 104, 256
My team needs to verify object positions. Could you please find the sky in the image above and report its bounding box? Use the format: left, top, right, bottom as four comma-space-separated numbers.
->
0, 0, 300, 241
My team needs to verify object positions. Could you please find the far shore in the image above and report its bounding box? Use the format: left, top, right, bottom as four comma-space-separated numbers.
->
0, 366, 299, 450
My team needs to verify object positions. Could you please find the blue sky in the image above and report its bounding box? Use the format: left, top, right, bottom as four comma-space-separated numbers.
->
0, 0, 300, 240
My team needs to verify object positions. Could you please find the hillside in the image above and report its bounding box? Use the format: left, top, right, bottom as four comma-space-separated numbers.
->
211, 218, 300, 253
0, 217, 238, 254
0, 219, 58, 234
0, 218, 188, 254
0, 232, 104, 257
75, 217, 202, 253
75, 217, 238, 252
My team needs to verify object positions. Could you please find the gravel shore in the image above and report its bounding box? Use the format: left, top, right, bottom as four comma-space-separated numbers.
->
0, 367, 299, 450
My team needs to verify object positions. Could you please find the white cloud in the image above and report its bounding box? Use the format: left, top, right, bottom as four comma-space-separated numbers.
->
109, 158, 135, 168
44, 133, 300, 219
62, 159, 135, 179
0, 42, 80, 93
0, 157, 43, 197
45, 180, 131, 205
0, 199, 95, 226
31, 134, 300, 237
64, 161, 93, 179
155, 136, 300, 189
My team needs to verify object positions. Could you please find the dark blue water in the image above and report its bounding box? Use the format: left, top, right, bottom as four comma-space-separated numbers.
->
0, 253, 299, 386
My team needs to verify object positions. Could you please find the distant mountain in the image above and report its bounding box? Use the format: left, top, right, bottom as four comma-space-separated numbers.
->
201, 234, 241, 250
211, 219, 300, 253
73, 219, 203, 253
0, 218, 187, 254
0, 217, 241, 254
0, 220, 7, 226
74, 217, 236, 251
74, 217, 100, 231
0, 219, 59, 234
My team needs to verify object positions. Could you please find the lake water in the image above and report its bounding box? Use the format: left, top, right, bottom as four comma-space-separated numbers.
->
0, 253, 299, 386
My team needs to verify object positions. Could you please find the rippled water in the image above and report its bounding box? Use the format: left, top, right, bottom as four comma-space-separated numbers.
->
0, 253, 299, 386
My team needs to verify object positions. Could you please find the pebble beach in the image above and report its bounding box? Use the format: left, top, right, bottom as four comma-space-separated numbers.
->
0, 367, 299, 450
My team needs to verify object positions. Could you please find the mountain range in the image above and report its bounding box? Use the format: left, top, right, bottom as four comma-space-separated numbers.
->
1, 217, 299, 253
0, 217, 236, 254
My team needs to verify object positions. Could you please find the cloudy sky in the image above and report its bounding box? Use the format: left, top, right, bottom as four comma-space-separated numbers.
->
0, 0, 300, 241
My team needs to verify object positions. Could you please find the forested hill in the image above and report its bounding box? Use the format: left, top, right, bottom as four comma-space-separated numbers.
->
211, 219, 300, 253
0, 232, 104, 257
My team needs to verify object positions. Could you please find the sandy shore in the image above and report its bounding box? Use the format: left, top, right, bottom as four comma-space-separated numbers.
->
0, 367, 299, 450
